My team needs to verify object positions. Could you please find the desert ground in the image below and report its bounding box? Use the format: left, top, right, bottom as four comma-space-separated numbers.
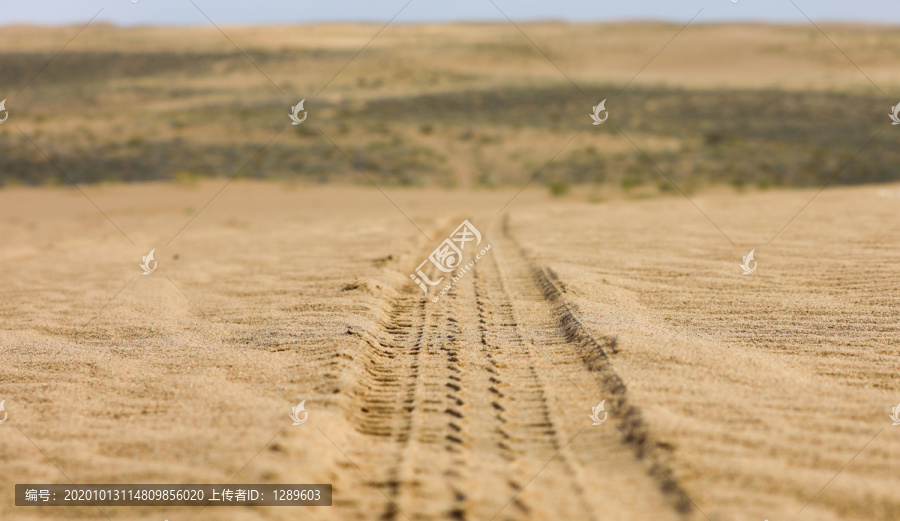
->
1, 21, 900, 521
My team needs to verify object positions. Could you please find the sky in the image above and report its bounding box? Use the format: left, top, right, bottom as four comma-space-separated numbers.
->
0, 0, 898, 26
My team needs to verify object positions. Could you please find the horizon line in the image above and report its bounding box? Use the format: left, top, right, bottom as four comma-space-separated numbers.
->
3, 18, 900, 29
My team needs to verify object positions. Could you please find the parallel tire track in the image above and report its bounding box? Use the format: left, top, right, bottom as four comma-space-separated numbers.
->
340, 217, 692, 521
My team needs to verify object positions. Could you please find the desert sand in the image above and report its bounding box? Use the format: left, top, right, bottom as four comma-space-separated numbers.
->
1, 181, 899, 521
2, 21, 900, 521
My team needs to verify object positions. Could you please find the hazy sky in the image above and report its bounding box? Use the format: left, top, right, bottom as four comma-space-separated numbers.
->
1, 0, 898, 26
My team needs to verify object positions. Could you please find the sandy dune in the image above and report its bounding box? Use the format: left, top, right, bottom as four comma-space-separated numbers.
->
1, 181, 899, 521
3, 17, 900, 521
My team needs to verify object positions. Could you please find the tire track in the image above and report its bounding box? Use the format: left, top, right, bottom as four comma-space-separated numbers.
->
342, 217, 690, 521
344, 221, 470, 521
497, 216, 693, 517
466, 256, 597, 521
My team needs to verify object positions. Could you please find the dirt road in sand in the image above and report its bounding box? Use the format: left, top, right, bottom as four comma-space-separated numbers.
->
1, 182, 899, 521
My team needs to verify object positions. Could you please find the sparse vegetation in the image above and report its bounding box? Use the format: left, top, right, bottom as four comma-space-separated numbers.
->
547, 179, 569, 196
2, 25, 898, 193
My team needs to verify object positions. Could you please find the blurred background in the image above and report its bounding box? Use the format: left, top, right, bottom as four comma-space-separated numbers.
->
4, 0, 900, 26
1, 1, 898, 196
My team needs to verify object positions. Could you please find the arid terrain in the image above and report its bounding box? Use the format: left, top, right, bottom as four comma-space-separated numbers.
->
2, 181, 899, 521
2, 23, 899, 189
1, 21, 900, 521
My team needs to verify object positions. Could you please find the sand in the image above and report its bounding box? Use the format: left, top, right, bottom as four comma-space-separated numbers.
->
2, 181, 899, 521
3, 18, 900, 521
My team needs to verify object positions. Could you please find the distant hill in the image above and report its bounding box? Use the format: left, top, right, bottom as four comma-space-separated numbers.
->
1, 23, 897, 190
